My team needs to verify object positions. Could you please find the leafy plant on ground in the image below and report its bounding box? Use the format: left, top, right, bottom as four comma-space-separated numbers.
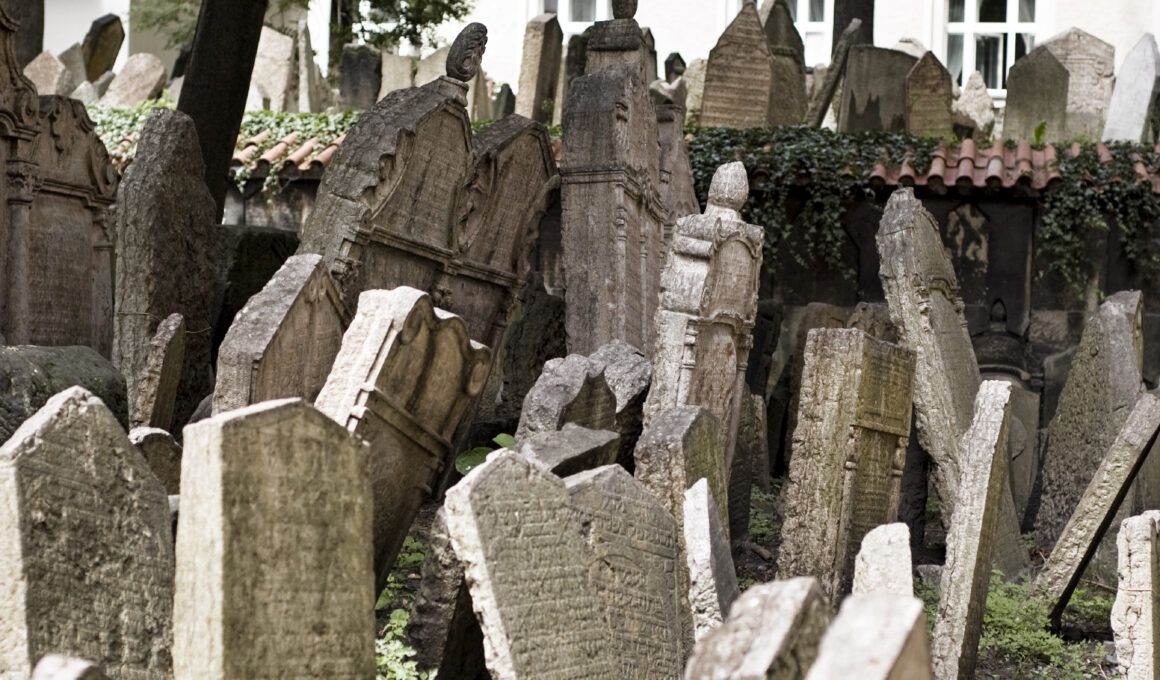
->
747, 485, 781, 545
454, 432, 516, 475
375, 535, 430, 680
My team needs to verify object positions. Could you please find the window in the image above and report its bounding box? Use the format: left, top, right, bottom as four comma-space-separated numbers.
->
792, 0, 834, 66
544, 0, 558, 12
571, 0, 595, 22
946, 0, 1039, 95
545, 0, 612, 32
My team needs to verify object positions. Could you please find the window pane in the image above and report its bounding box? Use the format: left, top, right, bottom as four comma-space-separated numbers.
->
544, 0, 558, 12
978, 0, 1005, 22
1019, 0, 1035, 22
1015, 33, 1034, 60
976, 33, 1002, 88
809, 0, 824, 21
947, 34, 964, 86
804, 32, 827, 66
949, 0, 965, 22
571, 0, 595, 22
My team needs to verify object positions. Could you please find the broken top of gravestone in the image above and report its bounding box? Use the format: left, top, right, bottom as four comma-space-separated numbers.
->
1003, 45, 1069, 142
952, 71, 995, 137
588, 339, 651, 467
0, 387, 173, 679
81, 14, 124, 82
514, 423, 619, 477
31, 655, 108, 680
129, 312, 185, 431
565, 465, 682, 678
130, 426, 182, 495
1104, 33, 1160, 143
805, 594, 934, 680
685, 477, 741, 641
854, 523, 913, 596
515, 354, 617, 439
1042, 26, 1115, 141
839, 46, 917, 132
684, 578, 829, 680
23, 51, 76, 96
213, 254, 349, 415
444, 451, 616, 679
1111, 510, 1160, 680
100, 52, 166, 107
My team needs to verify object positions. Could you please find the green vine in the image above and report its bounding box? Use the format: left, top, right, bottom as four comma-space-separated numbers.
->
232, 108, 363, 195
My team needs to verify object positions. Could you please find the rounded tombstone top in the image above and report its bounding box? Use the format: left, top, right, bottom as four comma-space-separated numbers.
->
612, 0, 637, 19
707, 162, 749, 212
447, 23, 488, 82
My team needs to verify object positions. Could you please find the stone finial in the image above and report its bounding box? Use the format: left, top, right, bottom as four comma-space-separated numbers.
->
612, 0, 637, 19
447, 22, 488, 81
707, 161, 749, 211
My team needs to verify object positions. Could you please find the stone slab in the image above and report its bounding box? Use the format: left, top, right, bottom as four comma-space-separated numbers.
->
1104, 34, 1160, 143
1004, 46, 1069, 143
514, 423, 619, 477
129, 427, 181, 496
515, 354, 617, 439
854, 523, 913, 597
699, 2, 775, 129
81, 14, 123, 82
805, 594, 933, 680
1042, 27, 1115, 141
100, 53, 166, 107
684, 477, 740, 644
839, 46, 917, 132
515, 14, 563, 124
129, 312, 185, 431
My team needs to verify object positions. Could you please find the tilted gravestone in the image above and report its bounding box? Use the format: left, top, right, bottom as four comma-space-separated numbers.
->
315, 287, 490, 594
565, 465, 682, 678
1033, 393, 1160, 625
115, 109, 216, 427
763, 0, 807, 126
0, 387, 173, 678
1112, 510, 1160, 680
515, 14, 563, 124
839, 46, 917, 132
213, 254, 349, 415
515, 353, 617, 439
1042, 27, 1115, 141
806, 18, 863, 127
23, 51, 75, 96
684, 578, 829, 680
81, 13, 123, 82
1104, 34, 1160, 143
247, 26, 298, 113
129, 426, 182, 496
644, 161, 762, 476
854, 523, 913, 596
1004, 46, 1069, 142
684, 477, 740, 643
174, 399, 375, 679
931, 380, 1012, 680
805, 594, 934, 680
906, 51, 954, 138
778, 328, 915, 602
99, 53, 166, 107
443, 451, 615, 679
129, 312, 185, 432
651, 78, 701, 241
699, 2, 778, 129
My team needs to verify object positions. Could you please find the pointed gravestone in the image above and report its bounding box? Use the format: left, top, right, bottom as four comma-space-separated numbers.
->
906, 51, 953, 138
213, 254, 349, 415
516, 14, 563, 124
700, 2, 778, 129
953, 71, 995, 137
762, 0, 807, 125
684, 578, 830, 680
1112, 510, 1160, 680
315, 287, 490, 594
806, 594, 934, 680
839, 46, 917, 132
114, 109, 215, 426
55, 44, 84, 86
665, 52, 685, 83
1033, 393, 1160, 625
644, 162, 762, 475
1004, 46, 1069, 142
1104, 34, 1160, 143
0, 387, 173, 678
444, 451, 615, 680
1042, 27, 1115, 141
931, 380, 1012, 680
23, 51, 75, 95
565, 465, 683, 678
81, 14, 123, 82
777, 328, 915, 602
515, 354, 617, 439
854, 523, 913, 596
684, 478, 741, 642
129, 312, 185, 431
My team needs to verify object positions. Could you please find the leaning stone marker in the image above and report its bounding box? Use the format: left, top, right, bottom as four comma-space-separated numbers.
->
1003, 46, 1070, 142
806, 18, 863, 127
444, 451, 615, 679
684, 477, 740, 642
99, 52, 166, 107
129, 312, 185, 431
684, 578, 830, 680
515, 354, 617, 439
839, 46, 917, 132
316, 287, 490, 593
1112, 510, 1160, 680
1104, 34, 1160, 143
1042, 27, 1115, 141
777, 328, 915, 602
0, 387, 173, 679
174, 399, 375, 679
854, 523, 913, 597
931, 380, 1012, 680
906, 51, 954, 138
81, 14, 123, 82
515, 14, 563, 124
805, 594, 934, 680
23, 51, 75, 96
213, 254, 349, 415
565, 465, 682, 679
1033, 393, 1160, 625
588, 340, 651, 468
699, 2, 776, 129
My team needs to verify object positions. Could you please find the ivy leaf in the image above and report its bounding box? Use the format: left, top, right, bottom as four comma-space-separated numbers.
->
455, 446, 492, 475
492, 433, 516, 449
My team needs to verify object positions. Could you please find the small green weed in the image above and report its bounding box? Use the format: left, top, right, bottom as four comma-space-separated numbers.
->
747, 483, 782, 545
375, 535, 430, 679
454, 433, 516, 475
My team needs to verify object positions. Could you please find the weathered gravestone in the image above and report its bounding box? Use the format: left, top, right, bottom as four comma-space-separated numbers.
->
1042, 27, 1115, 141
805, 594, 934, 680
931, 380, 1012, 680
378, 52, 414, 100
683, 578, 829, 680
1033, 393, 1160, 625
114, 109, 214, 426
129, 426, 181, 495
515, 423, 619, 476
651, 78, 701, 240
0, 387, 173, 679
23, 51, 75, 96
560, 3, 665, 356
1004, 46, 1069, 142
315, 287, 490, 593
1034, 291, 1144, 550
699, 2, 779, 129
128, 312, 184, 431
443, 451, 615, 680
839, 46, 917, 132
247, 26, 298, 112
684, 58, 706, 125
588, 339, 651, 469
99, 53, 166, 107
565, 465, 682, 678
81, 14, 123, 82
297, 23, 323, 113
31, 655, 107, 680
515, 14, 563, 124
729, 392, 767, 541
213, 254, 349, 415
340, 43, 382, 111
492, 82, 514, 119
644, 161, 762, 475
777, 328, 915, 602
664, 52, 685, 83
0, 0, 40, 69
684, 477, 741, 642
906, 51, 953, 138
762, 0, 807, 125
1112, 510, 1160, 680
174, 399, 374, 679
806, 18, 863, 127
515, 353, 617, 439
953, 71, 995, 137
1104, 34, 1160, 143
56, 44, 84, 89
854, 523, 913, 596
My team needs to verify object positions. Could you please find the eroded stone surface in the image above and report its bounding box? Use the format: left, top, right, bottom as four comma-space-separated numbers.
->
129, 427, 181, 496
1004, 46, 1069, 142
1112, 510, 1160, 680
1104, 34, 1160, 143
854, 523, 913, 597
805, 594, 933, 680
129, 312, 185, 431
1041, 27, 1115, 141
700, 3, 776, 129
588, 340, 651, 468
516, 14, 563, 124
99, 53, 166, 107
515, 354, 617, 439
839, 46, 917, 132
515, 423, 619, 477
684, 478, 740, 642
906, 51, 953, 138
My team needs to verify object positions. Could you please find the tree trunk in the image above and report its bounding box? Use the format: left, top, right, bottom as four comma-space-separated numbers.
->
832, 0, 873, 55
1, 0, 43, 69
177, 0, 268, 221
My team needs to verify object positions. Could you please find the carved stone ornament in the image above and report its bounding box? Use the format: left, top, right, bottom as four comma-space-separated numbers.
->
447, 23, 487, 82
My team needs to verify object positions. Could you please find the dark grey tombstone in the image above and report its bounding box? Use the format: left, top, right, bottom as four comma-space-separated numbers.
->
838, 45, 917, 132
340, 43, 383, 110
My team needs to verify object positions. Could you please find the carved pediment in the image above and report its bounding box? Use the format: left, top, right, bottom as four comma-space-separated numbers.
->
0, 5, 40, 139
35, 96, 118, 202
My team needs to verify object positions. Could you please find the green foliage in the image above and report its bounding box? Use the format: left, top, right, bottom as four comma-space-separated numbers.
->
737, 577, 757, 590
233, 109, 363, 194
375, 535, 430, 679
86, 97, 176, 165
914, 574, 939, 632
747, 485, 781, 544
454, 433, 514, 475
129, 0, 310, 50
977, 572, 1092, 679
336, 0, 475, 53
1034, 121, 1048, 146
1060, 583, 1115, 631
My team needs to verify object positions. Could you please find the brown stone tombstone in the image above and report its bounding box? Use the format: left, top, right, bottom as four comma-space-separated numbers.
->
906, 51, 954, 138
699, 2, 776, 129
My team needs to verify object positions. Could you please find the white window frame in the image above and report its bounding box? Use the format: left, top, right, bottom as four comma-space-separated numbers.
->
536, 0, 614, 35
792, 0, 835, 66
945, 0, 1045, 100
